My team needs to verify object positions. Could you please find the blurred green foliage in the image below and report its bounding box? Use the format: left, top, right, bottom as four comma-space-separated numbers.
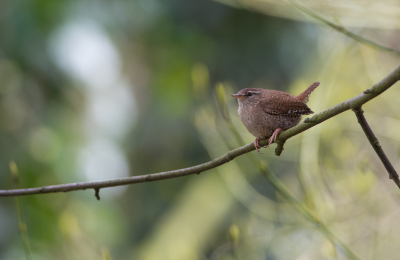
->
1, 0, 400, 259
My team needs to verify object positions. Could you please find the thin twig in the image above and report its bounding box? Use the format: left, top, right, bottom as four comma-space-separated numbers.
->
1, 64, 400, 198
353, 107, 400, 189
287, 0, 400, 56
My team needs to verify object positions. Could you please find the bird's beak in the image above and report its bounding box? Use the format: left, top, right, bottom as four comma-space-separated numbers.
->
231, 94, 243, 98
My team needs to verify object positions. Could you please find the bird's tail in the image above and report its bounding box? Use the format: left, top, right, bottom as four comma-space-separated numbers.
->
297, 82, 320, 103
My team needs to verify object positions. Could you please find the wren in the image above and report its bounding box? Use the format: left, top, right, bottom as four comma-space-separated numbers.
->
232, 82, 320, 153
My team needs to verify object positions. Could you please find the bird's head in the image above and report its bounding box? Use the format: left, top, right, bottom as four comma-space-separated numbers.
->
232, 88, 264, 107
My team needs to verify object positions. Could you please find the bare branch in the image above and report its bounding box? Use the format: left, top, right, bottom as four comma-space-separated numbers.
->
275, 63, 400, 155
0, 144, 254, 197
1, 64, 400, 198
353, 107, 400, 189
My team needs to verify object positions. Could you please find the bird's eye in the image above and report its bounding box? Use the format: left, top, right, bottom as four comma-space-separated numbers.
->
248, 92, 252, 96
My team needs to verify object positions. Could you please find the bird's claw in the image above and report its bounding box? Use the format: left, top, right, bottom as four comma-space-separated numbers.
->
254, 138, 263, 154
268, 128, 283, 147
255, 129, 283, 153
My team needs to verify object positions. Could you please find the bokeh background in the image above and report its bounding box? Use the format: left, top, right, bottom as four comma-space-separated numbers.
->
1, 0, 400, 259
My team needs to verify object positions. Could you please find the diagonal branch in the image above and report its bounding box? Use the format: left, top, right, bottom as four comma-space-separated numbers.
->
274, 63, 400, 155
353, 107, 400, 189
1, 64, 400, 198
0, 144, 254, 197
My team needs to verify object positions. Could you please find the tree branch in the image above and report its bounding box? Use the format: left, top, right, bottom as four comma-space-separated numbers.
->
275, 63, 400, 155
1, 64, 400, 198
0, 144, 254, 197
353, 107, 400, 189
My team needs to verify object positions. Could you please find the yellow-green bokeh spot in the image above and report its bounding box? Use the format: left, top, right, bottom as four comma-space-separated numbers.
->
191, 63, 210, 98
229, 224, 240, 245
29, 126, 63, 163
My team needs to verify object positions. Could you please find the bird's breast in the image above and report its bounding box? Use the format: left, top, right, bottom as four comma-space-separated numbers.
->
238, 103, 302, 139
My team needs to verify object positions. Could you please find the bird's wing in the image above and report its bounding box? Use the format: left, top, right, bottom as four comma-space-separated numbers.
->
261, 91, 314, 116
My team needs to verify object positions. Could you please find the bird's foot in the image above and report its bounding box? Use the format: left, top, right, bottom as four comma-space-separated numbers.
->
254, 138, 263, 154
268, 128, 284, 147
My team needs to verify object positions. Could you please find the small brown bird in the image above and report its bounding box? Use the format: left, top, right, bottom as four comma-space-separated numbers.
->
232, 82, 320, 153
